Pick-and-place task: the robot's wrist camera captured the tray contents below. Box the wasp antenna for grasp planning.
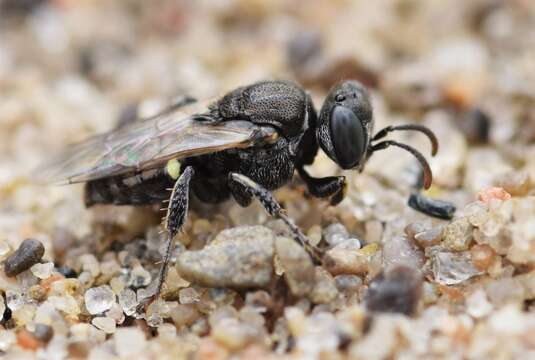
[371,140,433,190]
[372,124,438,156]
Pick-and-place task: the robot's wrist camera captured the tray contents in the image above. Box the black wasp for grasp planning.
[40,79,438,301]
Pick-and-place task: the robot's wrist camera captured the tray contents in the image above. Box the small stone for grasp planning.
[365,265,422,316]
[477,187,511,204]
[495,171,532,196]
[12,303,36,326]
[0,295,5,320]
[334,275,363,292]
[48,295,80,315]
[32,324,54,343]
[442,217,474,251]
[464,201,489,227]
[176,226,274,288]
[323,223,350,247]
[309,267,338,304]
[56,266,77,278]
[404,222,430,240]
[3,239,45,277]
[91,316,116,334]
[114,327,147,357]
[105,303,125,325]
[414,226,444,248]
[16,329,41,351]
[466,289,493,318]
[275,236,314,296]
[0,239,11,261]
[118,288,137,316]
[383,236,424,271]
[30,262,54,279]
[127,264,151,288]
[146,299,169,327]
[324,243,379,276]
[470,244,496,271]
[408,193,456,220]
[78,254,100,278]
[307,225,322,247]
[485,278,525,306]
[212,317,260,351]
[0,330,16,352]
[170,304,200,327]
[179,287,200,304]
[85,285,115,315]
[432,251,483,285]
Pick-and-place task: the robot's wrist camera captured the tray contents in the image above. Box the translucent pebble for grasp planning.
[30,262,54,279]
[464,201,489,227]
[414,226,444,248]
[114,327,147,357]
[6,289,25,311]
[179,287,200,304]
[477,187,511,204]
[0,295,4,319]
[91,316,116,334]
[323,223,350,247]
[48,295,80,315]
[334,275,363,292]
[146,299,170,327]
[0,239,11,261]
[105,303,125,325]
[432,251,483,285]
[118,288,138,316]
[170,304,200,327]
[109,277,126,295]
[309,267,338,304]
[84,285,116,315]
[466,289,493,318]
[79,254,100,278]
[307,225,322,247]
[12,303,36,326]
[157,323,177,339]
[0,330,16,352]
[127,265,152,288]
[470,244,495,271]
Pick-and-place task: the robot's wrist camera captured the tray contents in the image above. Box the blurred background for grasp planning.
[0,0,534,233]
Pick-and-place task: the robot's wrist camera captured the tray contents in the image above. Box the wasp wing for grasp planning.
[38,99,277,184]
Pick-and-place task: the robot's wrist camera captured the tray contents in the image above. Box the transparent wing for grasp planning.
[37,100,276,184]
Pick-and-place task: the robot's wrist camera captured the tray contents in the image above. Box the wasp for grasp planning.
[40,80,438,301]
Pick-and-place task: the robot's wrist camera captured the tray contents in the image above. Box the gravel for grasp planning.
[2,1,535,358]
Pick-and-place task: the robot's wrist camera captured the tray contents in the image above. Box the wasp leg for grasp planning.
[297,166,347,206]
[228,172,323,262]
[138,167,194,313]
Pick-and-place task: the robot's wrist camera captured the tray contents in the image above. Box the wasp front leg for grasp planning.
[229,172,323,262]
[297,166,347,206]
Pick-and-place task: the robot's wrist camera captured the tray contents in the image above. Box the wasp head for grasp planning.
[317,80,374,170]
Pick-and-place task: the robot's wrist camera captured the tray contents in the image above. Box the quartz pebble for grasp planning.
[309,267,338,304]
[175,226,274,288]
[275,236,314,296]
[114,327,147,357]
[414,226,444,248]
[432,251,483,285]
[30,262,54,279]
[91,316,116,334]
[365,265,422,316]
[3,239,45,277]
[85,285,116,315]
[323,223,350,247]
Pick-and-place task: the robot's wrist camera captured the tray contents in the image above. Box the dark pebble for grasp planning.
[32,323,54,343]
[457,108,490,144]
[56,266,77,278]
[408,193,456,220]
[3,239,45,277]
[365,265,422,316]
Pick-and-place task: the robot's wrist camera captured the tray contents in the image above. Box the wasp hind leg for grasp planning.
[229,173,323,263]
[138,166,194,313]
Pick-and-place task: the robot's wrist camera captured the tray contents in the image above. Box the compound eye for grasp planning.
[330,105,366,169]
